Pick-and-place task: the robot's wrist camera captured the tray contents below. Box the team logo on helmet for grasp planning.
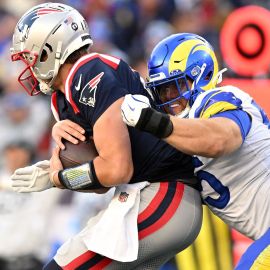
[191,66,201,77]
[18,7,64,32]
[79,72,104,107]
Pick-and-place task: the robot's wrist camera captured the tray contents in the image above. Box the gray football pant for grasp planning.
[47,182,202,270]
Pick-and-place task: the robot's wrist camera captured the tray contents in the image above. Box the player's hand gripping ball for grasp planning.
[59,138,98,169]
[59,139,110,193]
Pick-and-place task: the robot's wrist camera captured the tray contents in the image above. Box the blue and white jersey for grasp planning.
[189,85,270,240]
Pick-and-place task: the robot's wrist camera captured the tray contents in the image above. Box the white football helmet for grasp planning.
[10,2,93,95]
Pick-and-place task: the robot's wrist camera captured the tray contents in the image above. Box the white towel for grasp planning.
[80,181,150,262]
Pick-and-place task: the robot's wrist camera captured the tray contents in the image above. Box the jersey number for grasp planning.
[193,157,230,209]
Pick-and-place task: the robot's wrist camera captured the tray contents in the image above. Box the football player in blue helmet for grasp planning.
[122,33,270,270]
[146,33,221,118]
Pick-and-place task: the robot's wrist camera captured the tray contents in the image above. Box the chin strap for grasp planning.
[39,81,54,95]
[176,103,190,119]
[214,68,228,85]
[195,63,207,85]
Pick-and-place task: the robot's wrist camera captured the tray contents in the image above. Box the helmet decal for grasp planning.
[169,39,202,74]
[18,7,64,33]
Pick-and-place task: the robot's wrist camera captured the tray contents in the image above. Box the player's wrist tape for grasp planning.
[58,161,104,190]
[135,107,173,138]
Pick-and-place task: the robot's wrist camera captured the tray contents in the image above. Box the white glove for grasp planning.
[11,160,53,193]
[121,94,151,127]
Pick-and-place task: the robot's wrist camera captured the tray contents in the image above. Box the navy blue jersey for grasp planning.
[51,53,195,183]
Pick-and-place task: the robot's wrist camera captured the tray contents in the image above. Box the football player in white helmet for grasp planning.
[121,33,270,269]
[10,4,202,270]
[11,2,92,96]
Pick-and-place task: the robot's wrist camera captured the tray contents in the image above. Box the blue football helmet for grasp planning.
[146,33,220,116]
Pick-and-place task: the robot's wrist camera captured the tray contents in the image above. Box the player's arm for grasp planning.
[51,97,134,189]
[50,61,136,190]
[92,97,133,186]
[166,116,244,157]
[121,94,251,158]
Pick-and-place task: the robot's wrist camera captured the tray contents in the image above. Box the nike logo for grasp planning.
[75,74,82,91]
[128,104,135,111]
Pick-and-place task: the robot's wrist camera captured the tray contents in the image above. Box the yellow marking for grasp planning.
[251,245,270,270]
[198,90,237,118]
[201,101,237,119]
[168,39,219,91]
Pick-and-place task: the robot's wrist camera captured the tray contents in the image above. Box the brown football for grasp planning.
[59,138,98,169]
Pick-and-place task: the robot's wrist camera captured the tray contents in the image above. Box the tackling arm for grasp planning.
[167,116,243,157]
[121,94,248,158]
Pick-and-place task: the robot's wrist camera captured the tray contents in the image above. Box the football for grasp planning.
[59,138,98,169]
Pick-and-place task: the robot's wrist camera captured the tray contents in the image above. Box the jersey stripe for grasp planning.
[202,101,239,119]
[235,228,270,270]
[99,53,120,70]
[51,92,60,121]
[138,182,184,240]
[90,258,112,270]
[76,254,111,270]
[62,251,96,270]
[63,250,112,270]
[65,53,120,114]
[137,182,168,222]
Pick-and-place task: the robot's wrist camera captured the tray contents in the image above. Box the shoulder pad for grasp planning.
[64,53,121,114]
[193,90,242,119]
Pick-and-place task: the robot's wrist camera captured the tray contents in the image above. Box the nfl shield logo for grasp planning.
[118,192,129,202]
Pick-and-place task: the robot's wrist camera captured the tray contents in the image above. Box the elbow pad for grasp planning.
[135,107,173,139]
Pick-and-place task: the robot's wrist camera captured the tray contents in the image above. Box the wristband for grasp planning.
[135,107,173,138]
[58,161,104,190]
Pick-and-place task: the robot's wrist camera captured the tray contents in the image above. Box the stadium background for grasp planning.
[0,0,269,269]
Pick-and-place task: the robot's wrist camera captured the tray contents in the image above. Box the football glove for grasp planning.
[121,94,151,127]
[11,160,53,193]
[121,94,173,138]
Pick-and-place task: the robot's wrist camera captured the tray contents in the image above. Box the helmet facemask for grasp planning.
[11,50,40,95]
[147,72,192,117]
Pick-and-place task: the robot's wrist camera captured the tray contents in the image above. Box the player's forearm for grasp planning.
[50,170,110,193]
[166,117,242,157]
[93,155,133,187]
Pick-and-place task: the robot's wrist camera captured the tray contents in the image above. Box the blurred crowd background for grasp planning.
[0,0,269,269]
